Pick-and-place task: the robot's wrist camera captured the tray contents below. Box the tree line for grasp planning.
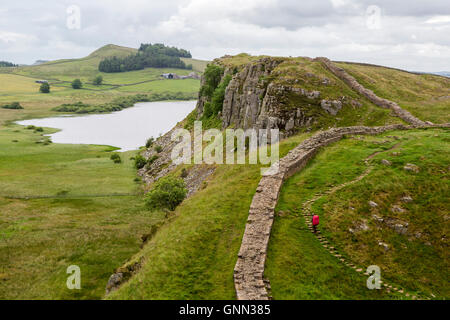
[0,61,17,67]
[98,43,193,73]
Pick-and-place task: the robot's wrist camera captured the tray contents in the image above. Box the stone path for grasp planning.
[234,124,447,300]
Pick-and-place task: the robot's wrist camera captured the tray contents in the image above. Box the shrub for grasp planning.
[134,155,147,169]
[71,79,83,89]
[35,127,44,132]
[39,82,50,93]
[93,75,103,85]
[155,145,163,153]
[146,137,155,148]
[147,155,158,165]
[1,102,23,109]
[26,125,35,130]
[210,74,232,115]
[110,153,122,163]
[200,64,224,99]
[180,168,188,178]
[145,176,187,211]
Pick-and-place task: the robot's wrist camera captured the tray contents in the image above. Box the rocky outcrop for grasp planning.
[139,125,215,198]
[196,57,347,137]
[234,123,448,300]
[316,57,427,126]
[221,57,285,130]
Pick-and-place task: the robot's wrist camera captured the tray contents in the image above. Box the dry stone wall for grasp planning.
[234,123,448,300]
[316,57,427,126]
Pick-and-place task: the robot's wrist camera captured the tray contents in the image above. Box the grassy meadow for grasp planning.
[266,127,449,299]
[0,124,167,299]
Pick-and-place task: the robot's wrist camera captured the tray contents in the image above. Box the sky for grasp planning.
[0,0,449,71]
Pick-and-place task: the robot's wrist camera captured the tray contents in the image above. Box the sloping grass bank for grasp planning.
[107,133,311,299]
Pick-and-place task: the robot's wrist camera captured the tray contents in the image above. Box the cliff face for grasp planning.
[195,55,375,136]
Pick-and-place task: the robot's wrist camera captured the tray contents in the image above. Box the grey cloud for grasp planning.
[0,0,448,71]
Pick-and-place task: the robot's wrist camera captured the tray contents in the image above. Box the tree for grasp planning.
[39,82,50,93]
[134,155,147,169]
[145,176,187,211]
[71,79,83,89]
[93,75,103,86]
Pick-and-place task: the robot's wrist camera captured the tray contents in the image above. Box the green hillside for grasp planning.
[266,127,449,299]
[336,62,450,124]
[0,44,207,124]
[106,54,449,301]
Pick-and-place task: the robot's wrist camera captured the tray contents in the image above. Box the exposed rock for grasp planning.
[401,195,413,203]
[391,205,405,213]
[369,201,378,208]
[403,163,420,173]
[105,258,143,294]
[321,78,330,85]
[105,273,123,294]
[378,241,390,251]
[351,220,370,233]
[372,214,384,222]
[320,99,342,116]
[381,159,392,166]
[394,223,408,235]
[183,165,216,197]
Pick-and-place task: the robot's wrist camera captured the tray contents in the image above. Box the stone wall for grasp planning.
[233,123,448,300]
[316,57,427,126]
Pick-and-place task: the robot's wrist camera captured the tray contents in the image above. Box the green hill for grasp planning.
[0,44,207,124]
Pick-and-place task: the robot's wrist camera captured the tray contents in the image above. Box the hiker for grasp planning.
[312,214,319,233]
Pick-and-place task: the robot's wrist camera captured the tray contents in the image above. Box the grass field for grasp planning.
[336,62,450,124]
[266,127,449,299]
[0,123,167,299]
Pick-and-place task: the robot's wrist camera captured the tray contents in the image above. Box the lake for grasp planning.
[17,100,196,151]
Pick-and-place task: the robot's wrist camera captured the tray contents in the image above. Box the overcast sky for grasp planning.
[1,0,449,71]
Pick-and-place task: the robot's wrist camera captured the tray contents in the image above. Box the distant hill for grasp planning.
[32,60,50,66]
[0,61,17,67]
[13,44,208,80]
[432,71,450,78]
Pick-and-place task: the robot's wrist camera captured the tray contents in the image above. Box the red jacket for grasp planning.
[312,215,319,226]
